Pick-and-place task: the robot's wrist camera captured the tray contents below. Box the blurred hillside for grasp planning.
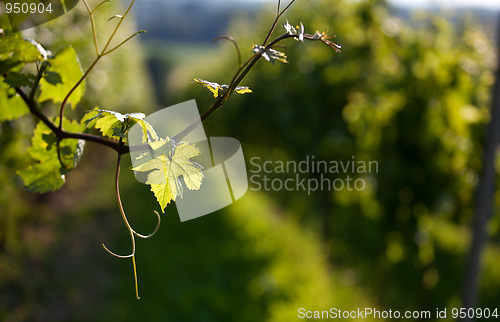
[134,0,499,106]
[134,0,260,42]
[134,0,499,43]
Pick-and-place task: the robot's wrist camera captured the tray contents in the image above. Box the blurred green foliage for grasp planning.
[0,0,155,319]
[23,1,155,114]
[1,0,500,320]
[99,165,371,321]
[175,0,500,315]
[1,1,358,321]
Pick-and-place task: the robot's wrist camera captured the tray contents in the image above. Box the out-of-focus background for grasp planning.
[1,0,500,320]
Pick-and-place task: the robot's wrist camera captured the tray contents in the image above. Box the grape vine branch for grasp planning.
[1,0,340,298]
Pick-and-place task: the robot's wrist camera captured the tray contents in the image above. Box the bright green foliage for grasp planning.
[132,137,204,212]
[83,107,158,142]
[0,36,44,121]
[17,118,84,193]
[102,191,368,321]
[38,46,85,108]
[0,35,45,74]
[0,0,162,314]
[0,80,29,121]
[17,166,66,194]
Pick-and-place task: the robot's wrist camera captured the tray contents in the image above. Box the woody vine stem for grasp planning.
[12,0,340,298]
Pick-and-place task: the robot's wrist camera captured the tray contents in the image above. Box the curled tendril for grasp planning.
[133,211,161,239]
[101,142,161,299]
[92,0,111,14]
[214,35,242,69]
[102,241,134,259]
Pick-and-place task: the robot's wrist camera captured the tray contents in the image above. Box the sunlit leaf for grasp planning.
[252,45,288,65]
[17,165,66,193]
[234,86,253,94]
[83,108,157,142]
[28,117,84,165]
[17,117,85,193]
[38,46,85,109]
[132,137,204,212]
[193,78,222,97]
[193,78,252,98]
[0,35,44,74]
[0,78,30,121]
[95,111,123,138]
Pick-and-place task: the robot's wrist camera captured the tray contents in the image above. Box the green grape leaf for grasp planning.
[193,78,222,97]
[193,78,252,98]
[251,45,288,65]
[0,78,30,121]
[0,36,45,74]
[83,108,158,142]
[17,118,85,193]
[113,126,126,139]
[95,111,122,138]
[27,117,84,165]
[38,46,85,109]
[81,108,102,133]
[234,86,253,95]
[17,165,66,193]
[132,137,204,212]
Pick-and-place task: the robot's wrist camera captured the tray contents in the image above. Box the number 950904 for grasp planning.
[5,2,53,14]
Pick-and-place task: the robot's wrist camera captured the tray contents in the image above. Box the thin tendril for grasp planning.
[213,35,242,69]
[92,0,111,13]
[262,0,296,46]
[279,0,296,16]
[102,242,134,258]
[101,0,136,54]
[102,30,147,56]
[102,140,161,299]
[133,211,161,239]
[82,0,99,55]
[115,143,140,298]
[58,0,139,130]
